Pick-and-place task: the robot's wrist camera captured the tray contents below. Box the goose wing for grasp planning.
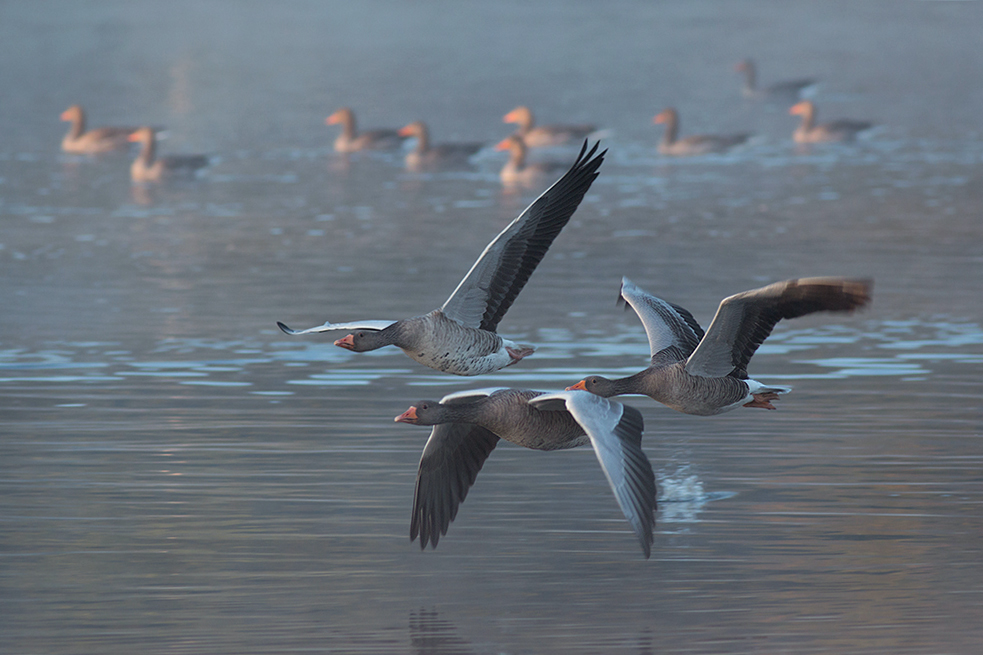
[441,140,605,331]
[685,277,872,379]
[276,319,397,336]
[409,423,500,550]
[529,390,656,558]
[619,277,704,366]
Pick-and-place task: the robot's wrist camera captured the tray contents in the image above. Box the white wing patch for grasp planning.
[439,387,509,405]
[277,319,397,336]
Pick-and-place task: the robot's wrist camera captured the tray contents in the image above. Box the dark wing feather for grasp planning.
[410,423,500,550]
[441,140,605,331]
[685,277,872,379]
[827,119,873,133]
[161,154,210,171]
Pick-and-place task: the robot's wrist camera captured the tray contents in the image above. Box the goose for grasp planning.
[277,141,605,376]
[494,134,568,187]
[503,106,596,148]
[653,108,750,156]
[325,107,406,153]
[397,121,484,171]
[568,277,872,416]
[60,105,139,154]
[790,101,872,143]
[735,59,816,101]
[127,127,210,182]
[395,388,656,557]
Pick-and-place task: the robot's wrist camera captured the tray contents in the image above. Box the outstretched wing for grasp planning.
[410,423,500,550]
[685,277,872,379]
[276,319,397,336]
[530,390,656,558]
[441,141,606,331]
[619,277,704,366]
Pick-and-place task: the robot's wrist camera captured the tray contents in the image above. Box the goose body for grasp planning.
[278,141,606,376]
[653,108,749,156]
[495,134,568,186]
[790,101,872,143]
[128,127,209,182]
[395,388,656,557]
[735,59,816,101]
[60,105,139,154]
[569,277,872,415]
[503,106,596,148]
[326,107,405,153]
[398,121,483,171]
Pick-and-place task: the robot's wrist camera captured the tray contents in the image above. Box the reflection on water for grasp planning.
[3,1,983,653]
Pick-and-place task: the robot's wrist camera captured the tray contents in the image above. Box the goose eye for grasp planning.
[356,331,365,338]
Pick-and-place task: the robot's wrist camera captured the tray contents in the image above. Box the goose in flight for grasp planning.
[278,141,605,376]
[396,387,656,557]
[569,277,872,415]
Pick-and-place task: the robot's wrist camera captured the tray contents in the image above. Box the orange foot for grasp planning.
[743,393,779,410]
[506,346,535,366]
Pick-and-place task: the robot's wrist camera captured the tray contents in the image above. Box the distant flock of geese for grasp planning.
[60,58,873,187]
[59,59,873,558]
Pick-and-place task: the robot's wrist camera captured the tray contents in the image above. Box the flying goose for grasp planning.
[277,141,605,376]
[568,277,872,415]
[395,388,656,557]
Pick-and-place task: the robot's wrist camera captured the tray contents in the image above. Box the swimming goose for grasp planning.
[127,127,210,182]
[60,105,139,154]
[325,107,406,153]
[395,388,656,557]
[277,141,605,376]
[495,134,568,186]
[653,108,750,156]
[735,59,816,101]
[568,277,872,415]
[397,121,484,171]
[790,101,872,143]
[503,106,596,148]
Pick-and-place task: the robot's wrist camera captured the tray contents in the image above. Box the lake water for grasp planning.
[2,2,982,653]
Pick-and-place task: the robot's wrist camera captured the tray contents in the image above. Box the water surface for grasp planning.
[2,2,982,653]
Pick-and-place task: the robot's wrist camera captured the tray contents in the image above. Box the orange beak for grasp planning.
[789,102,806,116]
[333,334,356,350]
[127,132,140,142]
[60,110,71,121]
[494,137,512,151]
[394,406,418,423]
[653,113,667,125]
[397,125,414,137]
[503,109,519,123]
[325,113,340,125]
[566,380,588,391]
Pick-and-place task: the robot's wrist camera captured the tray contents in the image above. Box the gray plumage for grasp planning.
[278,141,606,376]
[396,388,656,558]
[654,108,750,156]
[570,277,873,415]
[735,59,817,101]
